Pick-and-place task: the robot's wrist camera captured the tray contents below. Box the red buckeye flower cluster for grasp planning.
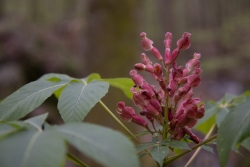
[116,32,204,143]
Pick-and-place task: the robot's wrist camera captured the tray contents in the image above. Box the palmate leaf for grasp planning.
[0,80,68,121]
[217,97,250,167]
[56,123,140,167]
[0,127,66,167]
[58,80,109,122]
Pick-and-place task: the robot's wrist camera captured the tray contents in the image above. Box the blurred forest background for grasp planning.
[0,0,250,167]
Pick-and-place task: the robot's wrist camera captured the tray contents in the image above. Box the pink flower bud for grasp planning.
[151,47,163,61]
[129,70,144,87]
[178,77,188,85]
[117,102,136,121]
[133,92,147,107]
[186,119,197,128]
[177,32,191,50]
[165,48,180,65]
[182,68,189,77]
[164,32,172,48]
[148,99,162,112]
[141,53,152,65]
[196,104,205,118]
[140,32,153,51]
[134,63,146,71]
[132,115,148,127]
[186,58,200,73]
[144,101,159,117]
[164,48,171,65]
[141,83,155,97]
[183,126,200,143]
[188,74,201,88]
[174,129,186,140]
[134,63,154,73]
[153,63,163,79]
[167,79,177,97]
[168,108,173,121]
[183,89,194,101]
[193,68,203,75]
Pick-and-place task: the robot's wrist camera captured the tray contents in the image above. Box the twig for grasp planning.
[184,124,216,167]
[163,134,217,166]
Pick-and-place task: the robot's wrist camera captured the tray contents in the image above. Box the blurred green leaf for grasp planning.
[134,130,150,137]
[86,73,101,83]
[58,80,109,122]
[201,145,214,154]
[56,123,140,167]
[101,78,134,99]
[0,128,66,167]
[85,73,133,99]
[151,145,170,167]
[162,139,190,150]
[217,97,250,167]
[38,73,72,81]
[241,137,250,152]
[136,142,155,153]
[24,113,48,130]
[0,80,68,121]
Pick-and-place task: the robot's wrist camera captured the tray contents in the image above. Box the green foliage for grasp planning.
[0,73,143,167]
[57,80,109,122]
[217,97,250,167]
[57,123,140,167]
[0,80,68,121]
[151,145,170,167]
[0,114,140,167]
[85,73,134,99]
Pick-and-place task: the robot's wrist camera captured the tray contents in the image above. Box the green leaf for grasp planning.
[217,93,237,104]
[201,145,214,154]
[0,80,68,121]
[84,73,133,99]
[162,140,190,150]
[216,107,232,127]
[0,123,25,140]
[151,145,170,167]
[101,78,134,99]
[86,73,101,83]
[0,128,66,167]
[136,142,155,153]
[134,130,150,137]
[24,113,48,130]
[58,80,109,122]
[241,137,250,152]
[38,73,72,81]
[56,123,140,167]
[217,97,250,167]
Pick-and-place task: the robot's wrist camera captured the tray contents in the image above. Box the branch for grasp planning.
[163,134,217,166]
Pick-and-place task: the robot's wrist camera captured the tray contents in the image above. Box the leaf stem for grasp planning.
[99,100,153,157]
[163,134,217,166]
[67,153,89,167]
[184,124,216,167]
[99,100,140,144]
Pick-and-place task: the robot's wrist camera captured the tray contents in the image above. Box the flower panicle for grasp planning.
[116,32,204,143]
